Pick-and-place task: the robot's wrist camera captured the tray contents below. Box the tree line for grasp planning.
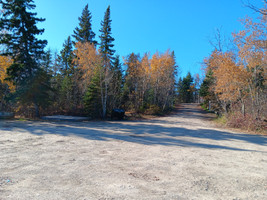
[2,0,263,130]
[199,2,266,131]
[0,0,180,118]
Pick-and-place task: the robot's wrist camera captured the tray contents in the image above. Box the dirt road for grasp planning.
[0,104,266,200]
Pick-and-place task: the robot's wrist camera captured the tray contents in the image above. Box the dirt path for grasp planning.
[0,103,266,200]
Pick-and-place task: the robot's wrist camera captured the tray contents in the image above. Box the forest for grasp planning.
[0,0,266,131]
[199,2,267,131]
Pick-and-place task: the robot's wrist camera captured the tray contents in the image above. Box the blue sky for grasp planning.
[34,0,263,78]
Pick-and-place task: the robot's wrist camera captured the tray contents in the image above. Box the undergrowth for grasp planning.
[214,112,266,133]
[214,115,227,125]
[227,112,266,132]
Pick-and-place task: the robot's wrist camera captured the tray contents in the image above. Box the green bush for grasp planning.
[145,105,163,115]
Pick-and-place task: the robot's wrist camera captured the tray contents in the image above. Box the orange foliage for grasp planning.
[0,56,15,91]
[150,50,176,108]
[74,42,102,90]
[233,15,267,72]
[123,50,177,111]
[210,51,248,102]
[233,14,267,118]
[151,50,176,86]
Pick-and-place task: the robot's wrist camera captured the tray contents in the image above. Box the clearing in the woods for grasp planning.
[0,104,266,199]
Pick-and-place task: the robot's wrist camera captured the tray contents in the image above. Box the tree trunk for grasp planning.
[0,85,9,111]
[102,81,108,118]
[34,102,40,118]
[241,102,245,117]
[100,72,104,118]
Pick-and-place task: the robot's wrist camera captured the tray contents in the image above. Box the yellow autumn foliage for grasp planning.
[0,56,15,91]
[210,51,249,102]
[74,42,102,92]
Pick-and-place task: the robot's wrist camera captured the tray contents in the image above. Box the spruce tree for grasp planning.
[177,77,183,103]
[184,72,194,103]
[59,36,75,76]
[57,36,76,112]
[0,0,49,117]
[109,55,123,110]
[200,69,216,108]
[97,6,116,118]
[83,69,102,118]
[199,69,214,100]
[99,5,115,62]
[177,72,194,103]
[0,0,47,79]
[42,49,53,74]
[73,4,96,45]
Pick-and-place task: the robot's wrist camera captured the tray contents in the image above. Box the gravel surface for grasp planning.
[0,104,266,200]
[41,115,90,122]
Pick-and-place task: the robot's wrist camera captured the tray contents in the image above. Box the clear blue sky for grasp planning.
[34,0,263,78]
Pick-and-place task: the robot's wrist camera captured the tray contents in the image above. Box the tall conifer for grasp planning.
[0,0,49,117]
[73,4,96,44]
[60,36,75,76]
[0,0,47,81]
[99,5,115,62]
[97,6,116,118]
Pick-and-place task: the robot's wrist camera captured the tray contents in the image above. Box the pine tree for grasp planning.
[0,0,47,78]
[199,69,215,101]
[73,4,96,45]
[109,55,123,110]
[60,36,75,76]
[176,77,183,102]
[184,72,194,103]
[0,0,49,117]
[59,75,73,112]
[57,36,76,112]
[177,72,194,103]
[99,5,115,62]
[98,5,116,118]
[83,69,102,118]
[42,49,53,74]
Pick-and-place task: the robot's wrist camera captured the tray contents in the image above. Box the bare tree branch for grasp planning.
[242,0,267,15]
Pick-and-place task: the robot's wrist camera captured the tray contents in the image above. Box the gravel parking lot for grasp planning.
[0,104,266,200]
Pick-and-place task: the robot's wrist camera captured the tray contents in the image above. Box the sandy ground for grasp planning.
[0,103,266,200]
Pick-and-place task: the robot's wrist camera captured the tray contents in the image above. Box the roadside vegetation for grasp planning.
[0,1,266,133]
[199,3,267,133]
[0,1,178,119]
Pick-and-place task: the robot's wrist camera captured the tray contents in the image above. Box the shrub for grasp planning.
[227,112,265,132]
[215,114,227,125]
[145,105,163,115]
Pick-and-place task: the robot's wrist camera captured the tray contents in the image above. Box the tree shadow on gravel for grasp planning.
[1,119,266,152]
[174,103,216,120]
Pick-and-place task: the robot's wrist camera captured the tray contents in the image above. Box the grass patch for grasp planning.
[18,118,27,121]
[214,115,227,125]
[200,103,208,111]
[200,103,215,114]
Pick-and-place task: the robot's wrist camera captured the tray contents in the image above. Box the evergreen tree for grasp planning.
[185,72,194,103]
[97,5,116,118]
[60,36,75,76]
[99,5,115,62]
[176,77,183,103]
[73,4,96,45]
[57,36,76,112]
[0,0,49,117]
[177,72,194,103]
[59,75,73,112]
[199,69,215,102]
[109,55,123,110]
[42,49,53,74]
[83,69,102,118]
